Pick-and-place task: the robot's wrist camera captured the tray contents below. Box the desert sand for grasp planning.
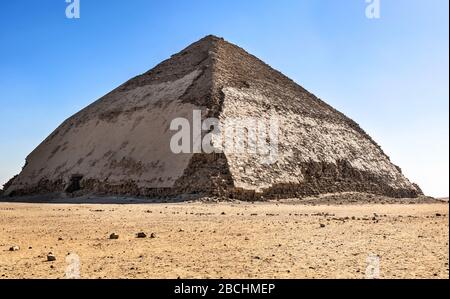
[0,199,448,279]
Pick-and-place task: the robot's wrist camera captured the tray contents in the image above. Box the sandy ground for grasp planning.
[0,201,448,279]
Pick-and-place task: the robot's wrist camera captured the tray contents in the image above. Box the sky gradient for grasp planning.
[0,0,448,197]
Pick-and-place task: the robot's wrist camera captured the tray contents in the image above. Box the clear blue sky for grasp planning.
[0,0,448,197]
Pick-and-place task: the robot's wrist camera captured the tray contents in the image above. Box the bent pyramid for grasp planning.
[4,35,422,200]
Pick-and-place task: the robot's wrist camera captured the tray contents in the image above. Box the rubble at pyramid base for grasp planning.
[5,157,421,201]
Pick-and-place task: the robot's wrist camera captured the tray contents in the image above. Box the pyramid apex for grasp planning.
[200,34,224,41]
[186,35,226,50]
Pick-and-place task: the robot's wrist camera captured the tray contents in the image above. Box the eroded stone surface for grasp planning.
[220,87,418,198]
[4,35,422,200]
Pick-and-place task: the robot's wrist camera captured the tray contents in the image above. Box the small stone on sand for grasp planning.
[47,253,56,262]
[109,233,119,240]
[136,232,147,238]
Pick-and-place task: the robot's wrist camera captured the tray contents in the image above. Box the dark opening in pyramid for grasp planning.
[4,35,422,200]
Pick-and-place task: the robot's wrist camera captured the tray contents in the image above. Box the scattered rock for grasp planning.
[150,233,156,239]
[136,232,147,238]
[109,233,119,240]
[47,253,56,262]
[320,224,326,228]
[9,245,20,252]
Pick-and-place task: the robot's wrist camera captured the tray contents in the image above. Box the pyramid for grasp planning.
[4,35,422,200]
